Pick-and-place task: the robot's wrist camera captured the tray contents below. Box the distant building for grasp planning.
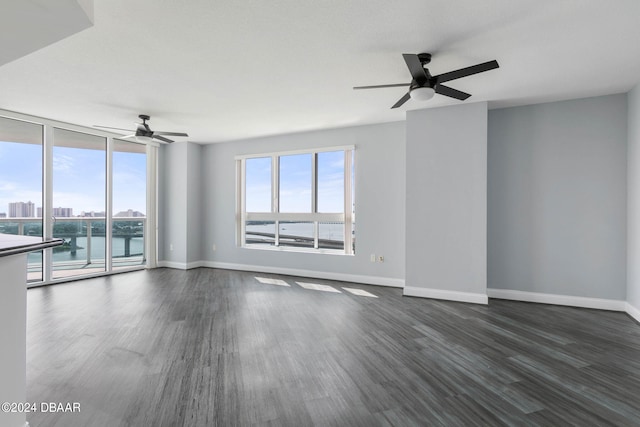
[79,211,106,217]
[0,213,6,218]
[37,207,74,217]
[114,209,145,217]
[53,207,73,217]
[9,201,35,218]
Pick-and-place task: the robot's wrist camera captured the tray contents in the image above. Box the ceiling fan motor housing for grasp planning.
[417,53,432,65]
[136,114,153,137]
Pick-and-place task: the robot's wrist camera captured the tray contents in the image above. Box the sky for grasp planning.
[1,137,345,217]
[0,140,146,216]
[245,150,346,213]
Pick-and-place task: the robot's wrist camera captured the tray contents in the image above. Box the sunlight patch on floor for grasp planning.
[296,282,341,293]
[342,288,378,298]
[255,277,378,297]
[255,277,290,287]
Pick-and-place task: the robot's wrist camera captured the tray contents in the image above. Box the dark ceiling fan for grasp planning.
[94,114,188,143]
[353,53,499,109]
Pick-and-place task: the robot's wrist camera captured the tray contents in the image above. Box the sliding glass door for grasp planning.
[52,128,107,280]
[112,139,147,269]
[0,117,44,282]
[0,113,153,285]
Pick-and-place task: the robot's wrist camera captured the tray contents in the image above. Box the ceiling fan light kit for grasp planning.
[410,86,435,101]
[353,53,499,109]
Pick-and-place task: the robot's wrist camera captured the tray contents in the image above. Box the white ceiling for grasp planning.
[1,0,639,144]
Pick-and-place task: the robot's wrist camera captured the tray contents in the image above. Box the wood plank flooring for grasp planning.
[25,268,640,426]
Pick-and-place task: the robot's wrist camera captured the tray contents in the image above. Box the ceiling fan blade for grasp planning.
[435,84,472,100]
[117,134,136,139]
[433,60,499,84]
[93,125,132,132]
[353,83,410,90]
[152,134,174,143]
[402,54,428,85]
[154,131,189,137]
[391,92,411,109]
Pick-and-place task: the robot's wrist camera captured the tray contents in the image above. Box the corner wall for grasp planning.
[187,142,202,264]
[404,103,488,304]
[158,141,202,268]
[628,85,640,321]
[200,122,406,287]
[488,94,627,309]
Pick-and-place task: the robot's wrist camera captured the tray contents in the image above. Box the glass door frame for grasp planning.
[0,109,157,287]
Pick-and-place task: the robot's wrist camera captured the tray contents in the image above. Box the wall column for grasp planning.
[404,103,488,304]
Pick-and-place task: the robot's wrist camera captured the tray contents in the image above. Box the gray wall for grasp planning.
[158,141,188,264]
[405,103,488,302]
[488,94,627,300]
[156,92,635,311]
[628,85,640,311]
[200,121,406,285]
[187,142,202,264]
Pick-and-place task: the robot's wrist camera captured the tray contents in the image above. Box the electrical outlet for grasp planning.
[212,244,217,252]
[370,254,376,263]
[170,243,173,251]
[378,255,384,263]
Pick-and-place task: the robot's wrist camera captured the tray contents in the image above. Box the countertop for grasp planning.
[0,234,63,257]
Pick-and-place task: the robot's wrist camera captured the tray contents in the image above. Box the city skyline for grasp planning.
[1,202,145,218]
[2,141,346,219]
[0,139,146,216]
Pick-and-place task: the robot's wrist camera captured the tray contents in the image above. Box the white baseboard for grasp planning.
[487,288,627,312]
[200,261,405,288]
[157,260,205,270]
[157,261,186,270]
[403,286,488,305]
[187,261,206,269]
[626,302,640,323]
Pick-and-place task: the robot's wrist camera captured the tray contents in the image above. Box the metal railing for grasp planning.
[0,217,146,273]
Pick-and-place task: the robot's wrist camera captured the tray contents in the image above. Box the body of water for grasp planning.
[245,221,354,251]
[246,221,346,240]
[27,236,144,264]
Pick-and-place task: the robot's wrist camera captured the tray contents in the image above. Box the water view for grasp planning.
[246,221,354,251]
[27,236,144,264]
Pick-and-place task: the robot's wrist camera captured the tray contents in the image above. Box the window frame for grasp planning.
[236,145,354,255]
[0,109,157,286]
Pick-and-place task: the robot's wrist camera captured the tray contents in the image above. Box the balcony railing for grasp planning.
[0,217,146,279]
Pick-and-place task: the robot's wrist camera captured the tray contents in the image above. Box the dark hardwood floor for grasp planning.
[25,268,640,426]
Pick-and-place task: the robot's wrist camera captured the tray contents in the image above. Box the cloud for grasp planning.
[0,187,43,214]
[0,181,18,192]
[53,154,74,172]
[51,191,105,213]
[113,170,145,187]
[329,158,345,168]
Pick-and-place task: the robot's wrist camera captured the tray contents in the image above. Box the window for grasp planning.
[0,112,155,286]
[0,116,44,282]
[112,139,147,270]
[52,128,107,279]
[237,146,354,254]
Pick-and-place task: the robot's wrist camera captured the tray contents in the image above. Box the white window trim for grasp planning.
[235,145,355,160]
[237,146,355,255]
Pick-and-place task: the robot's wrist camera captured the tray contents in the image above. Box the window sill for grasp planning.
[241,244,353,256]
